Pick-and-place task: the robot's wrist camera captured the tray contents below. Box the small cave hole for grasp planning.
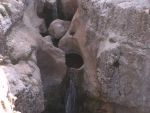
[65,53,83,69]
[113,60,120,68]
[52,38,60,47]
[69,31,76,36]
[109,38,116,43]
[40,31,49,37]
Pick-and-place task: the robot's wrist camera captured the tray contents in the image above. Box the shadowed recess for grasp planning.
[65,53,83,69]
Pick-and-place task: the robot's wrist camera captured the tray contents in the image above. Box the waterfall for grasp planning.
[52,0,58,20]
[65,68,77,113]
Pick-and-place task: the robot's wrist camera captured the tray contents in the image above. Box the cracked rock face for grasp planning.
[59,0,150,113]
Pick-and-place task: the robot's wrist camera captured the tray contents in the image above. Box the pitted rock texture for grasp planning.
[0,0,27,35]
[0,0,28,55]
[0,66,20,113]
[4,62,44,113]
[59,0,150,113]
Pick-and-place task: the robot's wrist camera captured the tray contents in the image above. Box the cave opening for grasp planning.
[65,53,84,69]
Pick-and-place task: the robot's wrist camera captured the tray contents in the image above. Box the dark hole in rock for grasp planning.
[70,31,75,36]
[40,31,49,37]
[52,38,60,47]
[113,60,120,67]
[65,53,83,69]
[109,38,117,43]
[45,6,56,28]
[10,58,19,65]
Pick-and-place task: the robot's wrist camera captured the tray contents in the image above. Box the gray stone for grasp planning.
[1,0,66,113]
[59,0,150,113]
[0,0,27,35]
[48,19,70,39]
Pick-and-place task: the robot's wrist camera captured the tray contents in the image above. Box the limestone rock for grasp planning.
[0,0,27,35]
[23,0,47,34]
[6,25,38,63]
[0,66,20,113]
[1,0,150,113]
[59,0,150,113]
[5,1,67,112]
[6,22,67,112]
[6,62,44,113]
[48,19,70,39]
[37,35,67,90]
[43,35,53,44]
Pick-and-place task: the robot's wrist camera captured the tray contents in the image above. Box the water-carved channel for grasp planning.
[65,53,83,113]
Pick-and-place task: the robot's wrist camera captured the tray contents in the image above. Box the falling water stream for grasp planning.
[52,1,58,20]
[65,68,77,113]
[65,53,83,113]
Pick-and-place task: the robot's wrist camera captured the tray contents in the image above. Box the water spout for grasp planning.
[65,69,77,113]
[52,1,58,20]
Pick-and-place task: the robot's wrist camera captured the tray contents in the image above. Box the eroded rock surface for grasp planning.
[0,0,26,35]
[1,0,150,113]
[0,0,67,113]
[59,0,150,113]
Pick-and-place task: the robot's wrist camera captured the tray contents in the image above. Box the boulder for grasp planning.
[7,62,44,113]
[0,66,19,113]
[48,19,70,39]
[43,35,53,44]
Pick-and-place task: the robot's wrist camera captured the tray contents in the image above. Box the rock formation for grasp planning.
[59,0,150,113]
[0,0,66,113]
[0,0,150,113]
